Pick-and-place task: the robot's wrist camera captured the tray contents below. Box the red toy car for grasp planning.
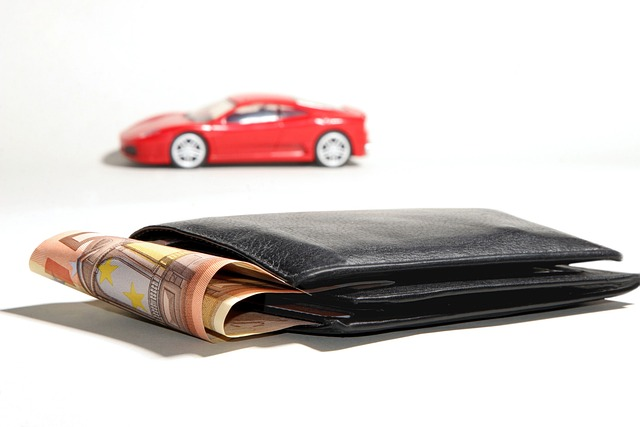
[120,94,367,168]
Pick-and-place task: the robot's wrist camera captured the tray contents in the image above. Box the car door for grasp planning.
[212,103,283,162]
[274,106,313,160]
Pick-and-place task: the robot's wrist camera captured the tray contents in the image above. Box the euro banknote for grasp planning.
[29,231,315,340]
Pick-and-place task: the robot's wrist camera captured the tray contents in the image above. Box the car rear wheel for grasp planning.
[315,131,351,167]
[170,133,208,168]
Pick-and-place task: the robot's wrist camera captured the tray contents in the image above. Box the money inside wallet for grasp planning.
[29,209,640,340]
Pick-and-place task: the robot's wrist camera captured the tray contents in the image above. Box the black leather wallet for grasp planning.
[130,209,639,335]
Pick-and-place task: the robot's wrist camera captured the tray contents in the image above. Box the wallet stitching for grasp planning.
[294,249,621,282]
[340,270,640,303]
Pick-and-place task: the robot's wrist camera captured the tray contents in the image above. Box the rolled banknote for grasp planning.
[29,231,315,341]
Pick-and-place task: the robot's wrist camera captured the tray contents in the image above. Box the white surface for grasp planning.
[1,1,639,426]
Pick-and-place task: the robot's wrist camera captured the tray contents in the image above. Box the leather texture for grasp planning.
[131,209,621,288]
[130,209,639,335]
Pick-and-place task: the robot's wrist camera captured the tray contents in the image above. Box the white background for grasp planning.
[1,1,639,426]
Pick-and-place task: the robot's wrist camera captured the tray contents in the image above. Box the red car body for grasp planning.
[120,94,367,168]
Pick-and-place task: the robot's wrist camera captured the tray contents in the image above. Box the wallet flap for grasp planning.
[130,209,621,290]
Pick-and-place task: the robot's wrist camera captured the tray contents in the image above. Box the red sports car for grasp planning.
[120,94,367,168]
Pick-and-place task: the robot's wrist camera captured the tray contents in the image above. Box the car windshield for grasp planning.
[187,98,235,122]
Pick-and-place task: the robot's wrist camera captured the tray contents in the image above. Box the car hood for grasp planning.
[123,112,192,138]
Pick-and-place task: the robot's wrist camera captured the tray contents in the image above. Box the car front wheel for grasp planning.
[170,133,208,168]
[315,131,351,167]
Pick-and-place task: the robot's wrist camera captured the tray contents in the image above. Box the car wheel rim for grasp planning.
[171,133,206,168]
[317,132,351,167]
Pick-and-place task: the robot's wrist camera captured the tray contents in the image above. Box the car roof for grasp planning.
[229,93,298,106]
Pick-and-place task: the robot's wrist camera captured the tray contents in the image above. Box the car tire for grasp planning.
[170,133,208,168]
[315,131,351,167]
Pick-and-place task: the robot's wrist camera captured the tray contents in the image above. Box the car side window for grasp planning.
[226,104,279,125]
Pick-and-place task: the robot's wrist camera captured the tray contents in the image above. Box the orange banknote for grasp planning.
[30,232,315,341]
